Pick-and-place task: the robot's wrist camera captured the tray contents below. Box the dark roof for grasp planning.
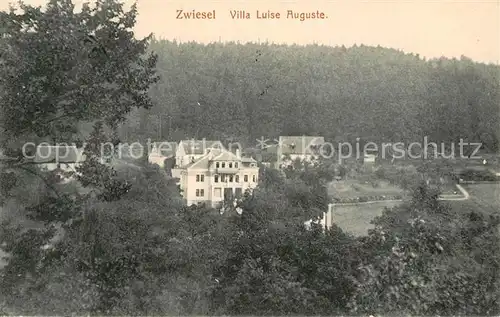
[278,136,325,155]
[33,146,83,163]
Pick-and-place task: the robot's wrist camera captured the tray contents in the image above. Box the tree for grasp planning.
[0,0,158,144]
[120,40,500,152]
[0,0,159,314]
[349,182,500,316]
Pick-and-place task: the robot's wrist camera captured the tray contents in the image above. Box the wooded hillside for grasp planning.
[121,40,500,152]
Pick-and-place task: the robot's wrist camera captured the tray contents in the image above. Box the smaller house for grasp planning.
[32,145,85,182]
[148,141,178,168]
[277,136,325,167]
[363,153,377,164]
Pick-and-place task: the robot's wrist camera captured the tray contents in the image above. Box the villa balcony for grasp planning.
[216,167,239,174]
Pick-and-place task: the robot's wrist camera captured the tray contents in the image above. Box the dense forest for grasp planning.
[121,39,500,152]
[0,0,499,315]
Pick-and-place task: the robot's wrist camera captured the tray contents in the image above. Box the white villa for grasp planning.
[168,140,259,207]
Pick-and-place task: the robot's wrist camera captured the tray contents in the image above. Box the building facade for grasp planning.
[148,141,178,167]
[172,145,259,207]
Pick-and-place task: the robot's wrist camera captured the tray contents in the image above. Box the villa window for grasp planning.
[229,162,233,168]
[196,175,200,182]
[235,187,242,198]
[200,175,204,182]
[229,175,234,182]
[222,162,226,168]
[200,189,204,196]
[214,175,219,183]
[253,175,256,182]
[196,189,200,196]
[214,188,221,197]
[235,175,239,182]
[244,175,248,182]
[216,162,220,168]
[235,162,238,168]
[221,175,226,182]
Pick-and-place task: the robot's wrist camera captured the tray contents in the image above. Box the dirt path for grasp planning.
[440,184,469,201]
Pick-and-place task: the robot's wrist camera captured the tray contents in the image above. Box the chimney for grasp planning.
[236,148,241,158]
[207,149,214,160]
[149,143,157,157]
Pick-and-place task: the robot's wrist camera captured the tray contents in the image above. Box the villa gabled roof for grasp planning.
[212,150,239,161]
[186,154,211,169]
[278,136,325,155]
[182,148,258,170]
[187,150,238,169]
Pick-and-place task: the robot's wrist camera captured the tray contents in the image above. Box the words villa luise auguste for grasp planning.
[176,9,329,21]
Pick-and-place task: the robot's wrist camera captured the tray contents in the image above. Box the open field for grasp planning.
[328,179,403,199]
[329,200,403,236]
[330,182,498,237]
[454,183,500,214]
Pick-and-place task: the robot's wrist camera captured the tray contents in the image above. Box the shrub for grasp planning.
[459,170,498,182]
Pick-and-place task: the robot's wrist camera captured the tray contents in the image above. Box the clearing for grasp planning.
[453,183,500,215]
[328,200,403,236]
[328,179,403,199]
[329,182,498,237]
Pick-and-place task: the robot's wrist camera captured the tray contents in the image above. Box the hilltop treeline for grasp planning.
[1,0,500,315]
[120,40,500,151]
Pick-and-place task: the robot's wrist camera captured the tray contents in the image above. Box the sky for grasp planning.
[2,0,499,64]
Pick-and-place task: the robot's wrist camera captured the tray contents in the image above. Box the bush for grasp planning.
[375,167,386,179]
[459,170,498,182]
